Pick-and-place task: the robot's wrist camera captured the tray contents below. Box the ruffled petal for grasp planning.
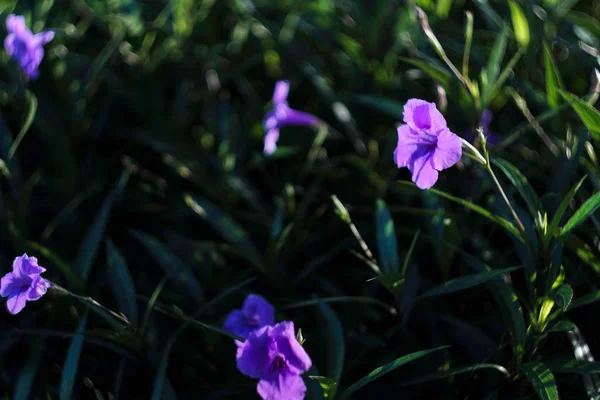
[394,124,436,168]
[257,373,306,400]
[264,129,280,155]
[14,254,45,277]
[6,15,28,35]
[272,321,311,374]
[6,290,28,315]
[26,276,49,301]
[432,129,462,171]
[236,326,275,379]
[0,272,23,298]
[407,147,439,190]
[272,81,290,105]
[403,99,447,133]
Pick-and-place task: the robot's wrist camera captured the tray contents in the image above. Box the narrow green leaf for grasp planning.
[570,289,600,310]
[492,158,543,218]
[559,191,600,236]
[338,346,449,399]
[184,194,262,264]
[402,229,420,275]
[548,176,586,239]
[131,230,204,303]
[14,338,46,400]
[566,11,600,40]
[544,44,563,108]
[482,27,508,103]
[508,0,530,47]
[546,360,600,374]
[375,199,399,274]
[399,58,452,89]
[60,313,88,400]
[550,284,573,311]
[309,376,338,399]
[395,181,525,242]
[419,266,521,298]
[7,90,37,161]
[559,90,600,139]
[316,298,345,383]
[522,362,559,400]
[349,94,404,120]
[105,239,139,326]
[398,363,509,386]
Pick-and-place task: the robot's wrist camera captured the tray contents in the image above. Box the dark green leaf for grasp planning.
[548,176,586,239]
[316,298,345,383]
[559,190,600,236]
[309,376,338,399]
[544,44,563,108]
[482,27,508,104]
[59,313,88,400]
[550,284,573,312]
[559,90,600,139]
[375,199,399,274]
[492,158,543,219]
[14,338,46,400]
[399,363,509,386]
[419,266,521,298]
[105,239,139,326]
[349,95,404,120]
[522,362,559,400]
[569,289,600,310]
[546,360,600,374]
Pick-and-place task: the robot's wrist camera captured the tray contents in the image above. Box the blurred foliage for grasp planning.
[2,0,600,399]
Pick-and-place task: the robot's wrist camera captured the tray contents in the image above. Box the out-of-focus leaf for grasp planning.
[559,90,600,140]
[14,338,46,400]
[349,94,404,120]
[548,176,586,240]
[522,362,559,400]
[7,90,37,162]
[375,199,399,274]
[492,158,543,219]
[59,313,88,400]
[316,298,345,383]
[570,289,600,310]
[546,360,600,374]
[131,230,204,304]
[309,376,338,399]
[559,190,600,236]
[400,57,452,89]
[544,44,563,108]
[106,239,139,326]
[419,266,521,298]
[566,11,600,40]
[398,363,509,386]
[482,26,508,104]
[338,346,449,399]
[508,0,530,47]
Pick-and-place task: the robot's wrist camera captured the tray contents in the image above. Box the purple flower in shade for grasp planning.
[4,14,55,80]
[394,99,462,189]
[263,80,321,155]
[0,254,50,315]
[236,321,311,400]
[224,294,275,340]
[464,109,500,144]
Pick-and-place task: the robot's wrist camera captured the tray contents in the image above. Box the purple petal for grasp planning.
[6,290,28,315]
[264,128,280,155]
[272,321,311,374]
[26,276,49,301]
[14,254,45,277]
[257,372,307,400]
[394,124,436,168]
[224,310,252,339]
[6,15,28,35]
[34,30,55,45]
[272,81,290,105]
[481,109,492,131]
[407,147,438,190]
[0,272,23,298]
[236,326,275,379]
[242,294,275,328]
[4,34,16,57]
[403,99,447,133]
[277,107,320,128]
[432,129,462,171]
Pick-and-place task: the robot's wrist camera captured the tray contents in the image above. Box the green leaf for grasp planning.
[338,346,449,399]
[549,284,573,312]
[348,94,404,120]
[309,376,338,399]
[544,44,563,108]
[316,298,345,383]
[7,90,37,162]
[492,158,543,218]
[105,239,139,326]
[482,27,508,104]
[522,362,559,400]
[398,363,509,386]
[546,360,600,374]
[74,171,130,281]
[399,57,452,88]
[395,181,525,242]
[375,199,399,274]
[402,229,420,275]
[14,338,46,400]
[559,190,600,236]
[59,313,88,400]
[559,90,600,139]
[566,11,600,40]
[570,289,600,310]
[508,0,530,47]
[419,266,521,298]
[184,194,262,265]
[548,176,586,239]
[131,230,205,303]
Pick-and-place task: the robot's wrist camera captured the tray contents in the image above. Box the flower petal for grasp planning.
[408,147,439,190]
[0,272,23,298]
[4,34,16,57]
[432,129,462,171]
[273,81,290,105]
[26,276,49,301]
[276,107,320,128]
[394,124,436,168]
[34,30,54,45]
[236,326,275,379]
[257,373,307,400]
[272,321,311,374]
[14,254,45,276]
[403,99,447,133]
[6,15,28,35]
[224,310,252,339]
[6,290,28,315]
[242,294,275,328]
[264,128,280,155]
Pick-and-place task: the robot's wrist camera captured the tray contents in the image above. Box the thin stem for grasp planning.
[462,11,473,78]
[487,163,526,232]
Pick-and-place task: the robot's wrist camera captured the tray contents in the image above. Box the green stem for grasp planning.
[487,163,525,232]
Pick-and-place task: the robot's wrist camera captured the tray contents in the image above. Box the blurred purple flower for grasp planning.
[394,99,462,189]
[4,14,55,80]
[224,294,275,340]
[465,109,500,144]
[263,80,321,155]
[236,321,311,400]
[0,254,50,314]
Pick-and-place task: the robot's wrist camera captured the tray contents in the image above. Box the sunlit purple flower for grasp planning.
[0,254,50,314]
[394,99,462,189]
[224,294,275,340]
[236,321,311,400]
[4,14,55,80]
[263,80,321,155]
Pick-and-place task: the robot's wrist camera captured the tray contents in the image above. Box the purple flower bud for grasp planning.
[236,321,312,400]
[263,80,321,155]
[4,14,55,80]
[224,294,275,340]
[0,254,50,314]
[394,99,462,189]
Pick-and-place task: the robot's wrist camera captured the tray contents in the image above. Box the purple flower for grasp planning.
[0,254,50,314]
[263,80,321,155]
[394,99,462,189]
[236,321,311,400]
[464,109,500,144]
[4,14,55,80]
[224,294,275,340]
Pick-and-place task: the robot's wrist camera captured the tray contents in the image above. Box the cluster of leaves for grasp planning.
[2,0,600,399]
